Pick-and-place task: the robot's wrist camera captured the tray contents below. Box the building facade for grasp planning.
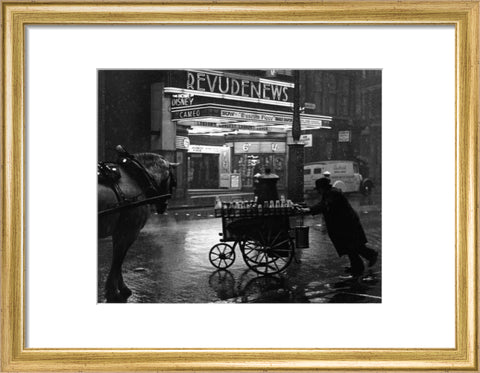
[301,70,382,182]
[98,69,381,200]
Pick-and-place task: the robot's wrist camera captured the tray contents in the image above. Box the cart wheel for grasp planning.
[209,243,236,269]
[240,236,294,275]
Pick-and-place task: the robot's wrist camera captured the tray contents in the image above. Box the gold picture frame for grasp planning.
[2,1,478,371]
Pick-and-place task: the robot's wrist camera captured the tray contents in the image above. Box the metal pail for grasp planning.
[295,226,309,249]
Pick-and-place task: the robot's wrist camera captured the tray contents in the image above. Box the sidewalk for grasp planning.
[169,189,255,209]
[163,189,381,221]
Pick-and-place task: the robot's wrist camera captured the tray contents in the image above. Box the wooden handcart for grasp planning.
[209,202,309,275]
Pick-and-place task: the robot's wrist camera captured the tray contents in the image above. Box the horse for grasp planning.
[98,151,178,302]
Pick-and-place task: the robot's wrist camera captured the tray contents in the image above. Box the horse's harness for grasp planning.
[98,149,174,215]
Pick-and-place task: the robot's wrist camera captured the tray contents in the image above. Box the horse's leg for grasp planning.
[118,273,131,298]
[105,239,126,303]
[105,227,141,302]
[105,208,148,302]
[117,246,134,299]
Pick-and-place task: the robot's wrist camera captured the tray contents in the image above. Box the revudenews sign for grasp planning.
[169,70,294,104]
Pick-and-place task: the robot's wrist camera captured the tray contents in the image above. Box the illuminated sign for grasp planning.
[171,95,194,107]
[170,104,332,132]
[180,110,200,119]
[300,134,313,147]
[301,118,323,126]
[338,131,351,142]
[188,145,225,154]
[221,109,322,126]
[187,71,290,102]
[172,108,203,120]
[175,136,190,150]
[234,142,286,154]
[166,71,294,106]
[221,110,276,122]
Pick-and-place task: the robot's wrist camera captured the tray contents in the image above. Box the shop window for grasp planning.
[234,153,286,190]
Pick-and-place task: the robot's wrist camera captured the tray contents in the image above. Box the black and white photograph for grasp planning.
[97,69,382,303]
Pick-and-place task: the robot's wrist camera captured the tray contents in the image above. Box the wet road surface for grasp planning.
[98,194,381,303]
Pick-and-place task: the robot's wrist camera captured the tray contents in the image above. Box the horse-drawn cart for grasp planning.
[209,201,309,275]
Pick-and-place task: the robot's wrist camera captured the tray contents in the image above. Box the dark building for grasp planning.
[98,69,381,202]
[300,70,381,182]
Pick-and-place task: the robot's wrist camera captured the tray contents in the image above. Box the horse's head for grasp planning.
[134,153,179,214]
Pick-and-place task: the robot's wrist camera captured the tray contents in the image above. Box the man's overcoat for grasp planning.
[310,188,367,256]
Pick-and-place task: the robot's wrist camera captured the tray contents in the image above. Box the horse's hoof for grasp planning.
[119,286,132,298]
[106,295,128,303]
[105,290,128,303]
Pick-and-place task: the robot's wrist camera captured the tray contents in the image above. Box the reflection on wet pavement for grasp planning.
[210,267,381,303]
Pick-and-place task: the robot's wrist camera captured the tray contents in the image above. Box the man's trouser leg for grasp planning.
[347,254,364,276]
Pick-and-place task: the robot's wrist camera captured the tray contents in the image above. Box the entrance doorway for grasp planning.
[188,153,219,189]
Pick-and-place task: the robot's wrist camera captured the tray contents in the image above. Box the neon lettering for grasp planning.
[206,74,218,92]
[271,84,283,101]
[250,81,261,98]
[231,79,240,95]
[186,72,195,90]
[262,84,271,99]
[196,73,206,91]
[218,76,229,94]
[241,80,249,97]
[282,86,289,101]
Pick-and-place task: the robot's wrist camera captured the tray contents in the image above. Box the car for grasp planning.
[303,160,374,195]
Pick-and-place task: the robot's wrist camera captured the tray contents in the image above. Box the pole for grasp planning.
[287,70,305,203]
[292,70,301,142]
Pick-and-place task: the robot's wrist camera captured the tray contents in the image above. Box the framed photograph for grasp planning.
[2,1,478,371]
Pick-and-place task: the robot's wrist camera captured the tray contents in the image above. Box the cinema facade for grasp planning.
[98,69,334,199]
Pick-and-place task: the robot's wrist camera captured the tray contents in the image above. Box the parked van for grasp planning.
[304,160,373,195]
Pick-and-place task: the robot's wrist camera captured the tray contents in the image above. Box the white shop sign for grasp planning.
[299,134,312,147]
[338,130,351,142]
[175,136,190,150]
[188,145,224,154]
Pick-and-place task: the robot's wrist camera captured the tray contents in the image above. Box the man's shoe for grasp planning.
[344,267,364,277]
[346,265,364,276]
[368,251,379,267]
[350,268,364,277]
